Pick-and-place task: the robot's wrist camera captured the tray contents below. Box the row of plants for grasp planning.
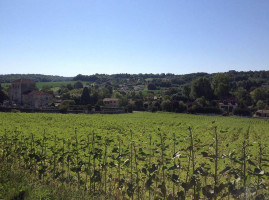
[1,124,268,199]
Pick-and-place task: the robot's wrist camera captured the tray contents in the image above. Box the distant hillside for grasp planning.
[1,71,268,88]
[0,74,72,83]
[73,70,269,87]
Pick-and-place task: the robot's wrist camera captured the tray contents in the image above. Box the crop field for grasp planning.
[1,81,88,90]
[0,112,268,199]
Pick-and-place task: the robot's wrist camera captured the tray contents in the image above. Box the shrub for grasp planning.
[59,104,68,113]
[11,109,20,113]
[233,108,252,116]
[189,106,222,114]
[126,104,133,113]
[95,104,101,111]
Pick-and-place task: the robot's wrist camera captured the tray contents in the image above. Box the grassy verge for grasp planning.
[0,162,90,200]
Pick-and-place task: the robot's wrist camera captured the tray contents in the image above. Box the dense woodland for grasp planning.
[0,70,269,115]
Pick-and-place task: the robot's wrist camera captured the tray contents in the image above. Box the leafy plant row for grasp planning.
[0,125,268,200]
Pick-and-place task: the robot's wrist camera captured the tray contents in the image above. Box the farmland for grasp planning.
[1,81,88,90]
[0,112,269,199]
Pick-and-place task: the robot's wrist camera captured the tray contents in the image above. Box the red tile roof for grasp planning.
[256,110,269,114]
[103,98,119,101]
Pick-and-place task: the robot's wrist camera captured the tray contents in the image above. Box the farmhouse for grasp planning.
[218,102,238,113]
[262,84,269,89]
[103,98,120,107]
[218,98,238,113]
[256,110,269,118]
[8,79,53,108]
[22,90,53,108]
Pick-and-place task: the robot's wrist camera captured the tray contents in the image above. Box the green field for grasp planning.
[0,112,268,199]
[1,81,88,90]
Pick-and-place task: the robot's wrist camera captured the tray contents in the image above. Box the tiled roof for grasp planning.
[256,110,269,114]
[219,102,237,106]
[129,100,135,105]
[103,98,119,101]
[262,85,269,88]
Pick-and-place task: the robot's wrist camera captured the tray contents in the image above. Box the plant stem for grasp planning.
[214,126,218,200]
[189,127,196,200]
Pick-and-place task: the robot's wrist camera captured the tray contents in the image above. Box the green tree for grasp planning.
[59,100,75,113]
[105,84,113,94]
[212,73,231,99]
[80,87,90,105]
[234,87,252,108]
[134,99,144,110]
[119,96,128,107]
[0,86,8,103]
[256,100,265,110]
[102,88,112,98]
[74,81,83,89]
[191,77,213,99]
[41,85,54,96]
[67,84,73,90]
[148,83,157,90]
[91,91,99,105]
[161,100,172,112]
[178,101,186,112]
[251,88,269,103]
[182,84,191,99]
[195,96,207,107]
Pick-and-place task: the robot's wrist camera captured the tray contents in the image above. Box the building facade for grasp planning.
[22,90,53,108]
[8,79,53,108]
[8,79,36,105]
[103,98,120,107]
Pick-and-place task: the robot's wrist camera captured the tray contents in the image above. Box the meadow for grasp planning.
[0,112,268,199]
[1,81,88,90]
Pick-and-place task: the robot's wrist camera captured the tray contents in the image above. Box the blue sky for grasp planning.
[0,0,268,76]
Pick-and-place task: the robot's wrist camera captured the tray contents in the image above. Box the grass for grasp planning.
[1,81,88,90]
[141,88,163,95]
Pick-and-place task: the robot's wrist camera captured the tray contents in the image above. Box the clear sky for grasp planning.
[0,0,268,77]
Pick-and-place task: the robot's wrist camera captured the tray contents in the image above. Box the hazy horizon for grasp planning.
[1,0,269,76]
[1,69,268,78]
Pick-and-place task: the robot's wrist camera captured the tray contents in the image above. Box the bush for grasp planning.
[233,108,252,116]
[87,104,92,111]
[189,106,222,114]
[62,100,75,106]
[59,104,68,113]
[59,100,76,113]
[151,107,158,113]
[11,109,20,113]
[178,101,186,113]
[74,81,83,89]
[126,104,133,113]
[95,105,101,111]
[148,83,157,90]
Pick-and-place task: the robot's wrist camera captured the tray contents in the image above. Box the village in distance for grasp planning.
[0,71,268,118]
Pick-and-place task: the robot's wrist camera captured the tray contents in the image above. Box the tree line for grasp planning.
[0,70,268,115]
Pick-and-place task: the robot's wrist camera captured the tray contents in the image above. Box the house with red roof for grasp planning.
[22,90,53,108]
[103,98,120,107]
[8,79,53,108]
